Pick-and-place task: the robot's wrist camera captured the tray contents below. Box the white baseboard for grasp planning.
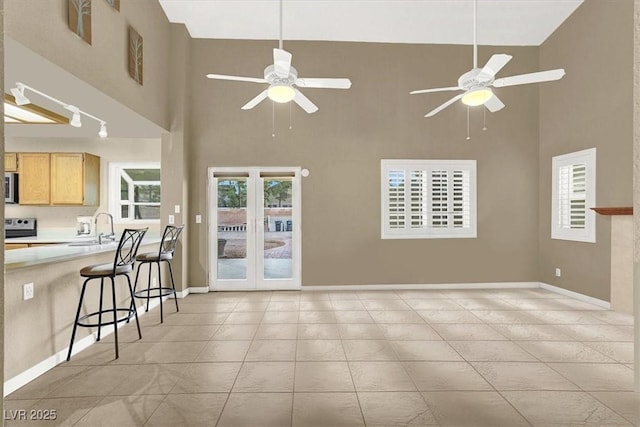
[302,282,540,292]
[185,286,209,294]
[4,298,166,397]
[539,282,611,309]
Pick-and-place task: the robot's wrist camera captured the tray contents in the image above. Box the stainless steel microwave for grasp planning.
[5,173,18,204]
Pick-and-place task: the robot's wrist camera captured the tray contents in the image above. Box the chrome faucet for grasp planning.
[95,212,115,244]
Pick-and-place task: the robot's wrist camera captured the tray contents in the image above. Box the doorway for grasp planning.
[208,167,301,290]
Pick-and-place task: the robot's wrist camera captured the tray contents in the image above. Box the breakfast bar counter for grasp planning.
[4,236,167,395]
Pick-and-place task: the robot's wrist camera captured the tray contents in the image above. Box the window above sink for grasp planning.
[108,162,160,224]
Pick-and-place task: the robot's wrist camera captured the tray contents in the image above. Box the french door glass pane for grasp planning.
[263,178,293,279]
[217,178,248,280]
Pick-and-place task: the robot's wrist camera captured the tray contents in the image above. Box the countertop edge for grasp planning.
[5,237,162,271]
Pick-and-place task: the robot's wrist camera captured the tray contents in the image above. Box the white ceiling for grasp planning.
[159,0,583,46]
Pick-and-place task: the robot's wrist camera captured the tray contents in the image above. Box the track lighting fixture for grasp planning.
[98,122,108,138]
[10,84,30,105]
[9,82,108,138]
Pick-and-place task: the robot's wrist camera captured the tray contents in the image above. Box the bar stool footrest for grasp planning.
[76,308,137,328]
[134,287,177,299]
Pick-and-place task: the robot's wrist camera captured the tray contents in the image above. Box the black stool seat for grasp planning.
[132,225,184,323]
[136,252,173,262]
[67,228,148,361]
[81,263,133,277]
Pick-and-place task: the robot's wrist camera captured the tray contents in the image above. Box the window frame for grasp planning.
[551,148,596,243]
[381,159,477,239]
[108,162,161,224]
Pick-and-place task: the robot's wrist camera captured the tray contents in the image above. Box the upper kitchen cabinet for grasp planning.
[5,152,18,172]
[50,153,100,206]
[18,152,100,206]
[18,153,51,205]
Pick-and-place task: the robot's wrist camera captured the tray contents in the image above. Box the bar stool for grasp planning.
[67,228,148,361]
[132,225,184,323]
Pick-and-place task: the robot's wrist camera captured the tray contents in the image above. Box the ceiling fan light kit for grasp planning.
[462,87,493,107]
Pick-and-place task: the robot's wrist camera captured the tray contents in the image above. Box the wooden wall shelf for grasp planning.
[591,207,633,215]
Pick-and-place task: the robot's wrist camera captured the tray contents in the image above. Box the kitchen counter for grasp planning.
[5,233,162,270]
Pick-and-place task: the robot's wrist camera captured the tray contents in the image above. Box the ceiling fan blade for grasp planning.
[273,48,292,78]
[295,78,352,89]
[206,74,267,84]
[479,54,512,79]
[425,94,464,118]
[484,94,505,112]
[293,89,318,114]
[493,69,565,88]
[241,90,268,110]
[410,86,460,95]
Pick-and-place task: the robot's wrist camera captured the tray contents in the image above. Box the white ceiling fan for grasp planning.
[410,0,565,118]
[206,0,351,114]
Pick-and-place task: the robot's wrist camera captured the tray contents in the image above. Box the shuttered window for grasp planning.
[551,148,596,242]
[382,160,477,239]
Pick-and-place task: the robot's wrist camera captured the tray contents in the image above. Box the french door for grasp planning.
[208,167,301,290]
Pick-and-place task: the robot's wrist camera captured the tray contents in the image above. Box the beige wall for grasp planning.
[186,40,541,286]
[539,0,633,300]
[1,0,6,400]
[5,137,161,232]
[5,0,172,130]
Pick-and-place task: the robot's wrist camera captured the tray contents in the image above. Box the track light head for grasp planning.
[10,85,30,105]
[98,122,108,138]
[65,105,82,127]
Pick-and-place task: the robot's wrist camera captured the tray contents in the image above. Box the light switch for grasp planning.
[174,205,181,214]
[168,215,175,225]
[195,214,202,224]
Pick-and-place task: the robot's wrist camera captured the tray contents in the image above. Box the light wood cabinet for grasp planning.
[5,152,17,172]
[18,153,51,205]
[17,152,100,206]
[5,243,29,251]
[50,153,100,206]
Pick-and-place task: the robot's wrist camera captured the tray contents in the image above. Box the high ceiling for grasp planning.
[159,0,583,46]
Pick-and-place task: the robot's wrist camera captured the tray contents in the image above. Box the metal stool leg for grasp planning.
[167,260,179,312]
[67,278,90,361]
[97,278,104,341]
[125,274,142,339]
[110,276,119,359]
[146,262,152,312]
[156,261,164,323]
[128,262,143,323]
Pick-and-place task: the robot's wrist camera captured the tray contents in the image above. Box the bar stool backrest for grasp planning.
[114,228,148,269]
[159,225,184,257]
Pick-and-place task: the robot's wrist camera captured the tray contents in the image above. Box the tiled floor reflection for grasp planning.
[5,288,638,426]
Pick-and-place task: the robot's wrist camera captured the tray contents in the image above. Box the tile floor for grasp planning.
[5,288,639,426]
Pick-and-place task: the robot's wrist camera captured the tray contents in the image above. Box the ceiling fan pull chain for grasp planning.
[483,107,487,131]
[289,102,293,130]
[466,106,471,140]
[272,101,276,138]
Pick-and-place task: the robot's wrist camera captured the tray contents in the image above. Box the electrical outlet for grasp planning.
[174,205,181,214]
[555,268,562,277]
[168,215,175,225]
[196,214,202,224]
[23,283,34,300]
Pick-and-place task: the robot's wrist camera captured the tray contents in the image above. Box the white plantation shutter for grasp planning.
[382,160,476,239]
[552,149,596,242]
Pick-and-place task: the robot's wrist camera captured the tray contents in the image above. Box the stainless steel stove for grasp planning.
[5,218,37,238]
